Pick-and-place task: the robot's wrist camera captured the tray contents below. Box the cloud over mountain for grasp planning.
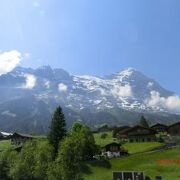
[22,74,37,89]
[0,50,22,76]
[146,91,180,114]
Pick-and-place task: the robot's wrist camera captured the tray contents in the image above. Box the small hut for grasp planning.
[10,132,34,146]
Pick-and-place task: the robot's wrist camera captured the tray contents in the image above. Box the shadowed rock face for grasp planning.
[0,66,179,133]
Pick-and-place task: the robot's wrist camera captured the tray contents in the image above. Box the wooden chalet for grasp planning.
[118,125,157,142]
[10,132,34,146]
[102,142,128,158]
[168,122,180,136]
[151,123,168,133]
[113,126,131,138]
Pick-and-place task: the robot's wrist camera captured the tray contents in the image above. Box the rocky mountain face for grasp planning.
[0,66,179,133]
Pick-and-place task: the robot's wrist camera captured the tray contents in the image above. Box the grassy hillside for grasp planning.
[0,140,11,151]
[123,142,164,154]
[94,131,116,147]
[84,147,180,180]
[93,131,164,154]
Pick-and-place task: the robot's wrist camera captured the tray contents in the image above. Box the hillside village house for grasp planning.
[0,131,12,139]
[168,122,180,136]
[113,126,130,138]
[118,125,157,142]
[10,132,34,146]
[102,142,128,158]
[151,123,168,133]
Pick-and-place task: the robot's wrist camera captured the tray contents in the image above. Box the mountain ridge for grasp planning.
[0,66,179,133]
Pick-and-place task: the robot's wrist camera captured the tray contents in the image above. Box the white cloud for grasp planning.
[22,74,37,89]
[58,83,67,92]
[0,50,22,76]
[146,91,180,114]
[44,80,50,89]
[111,84,132,97]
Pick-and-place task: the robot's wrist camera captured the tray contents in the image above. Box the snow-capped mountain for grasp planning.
[0,66,179,133]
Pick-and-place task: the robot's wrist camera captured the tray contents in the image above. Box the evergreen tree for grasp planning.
[48,106,66,157]
[139,115,149,128]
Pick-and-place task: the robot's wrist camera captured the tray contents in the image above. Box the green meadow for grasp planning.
[93,131,117,147]
[91,131,179,179]
[94,131,164,154]
[84,147,180,180]
[0,140,11,151]
[1,132,179,179]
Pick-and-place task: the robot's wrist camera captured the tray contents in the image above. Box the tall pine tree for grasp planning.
[139,115,149,128]
[48,106,66,157]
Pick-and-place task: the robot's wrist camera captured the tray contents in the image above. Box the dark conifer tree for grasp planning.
[48,106,66,157]
[139,115,149,128]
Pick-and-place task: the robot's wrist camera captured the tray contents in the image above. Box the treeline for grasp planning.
[0,106,98,180]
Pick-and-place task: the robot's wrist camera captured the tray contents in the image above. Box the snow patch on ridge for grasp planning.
[58,83,68,92]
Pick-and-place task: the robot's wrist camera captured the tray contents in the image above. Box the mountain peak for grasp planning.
[36,65,52,71]
[118,67,137,76]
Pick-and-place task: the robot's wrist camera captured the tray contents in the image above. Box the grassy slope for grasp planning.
[123,142,164,154]
[84,147,180,180]
[0,140,11,151]
[94,131,164,154]
[94,131,117,147]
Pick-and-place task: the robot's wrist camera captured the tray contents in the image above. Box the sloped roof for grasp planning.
[168,122,180,129]
[104,142,121,148]
[151,123,168,128]
[119,125,156,136]
[11,132,35,138]
[114,126,131,134]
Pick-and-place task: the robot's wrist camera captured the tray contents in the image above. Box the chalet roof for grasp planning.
[151,123,168,128]
[0,131,12,137]
[115,126,131,134]
[104,142,121,148]
[11,132,35,138]
[168,122,180,129]
[117,126,130,131]
[119,125,156,136]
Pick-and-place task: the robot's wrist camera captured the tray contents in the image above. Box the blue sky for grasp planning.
[0,0,180,94]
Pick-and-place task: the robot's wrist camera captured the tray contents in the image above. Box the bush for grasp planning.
[100,133,108,139]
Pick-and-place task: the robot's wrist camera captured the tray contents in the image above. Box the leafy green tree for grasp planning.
[9,141,37,180]
[71,122,98,160]
[100,133,108,139]
[0,150,17,180]
[47,161,62,180]
[48,106,66,157]
[34,141,53,180]
[48,123,97,180]
[55,134,83,180]
[139,115,149,128]
[9,141,53,180]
